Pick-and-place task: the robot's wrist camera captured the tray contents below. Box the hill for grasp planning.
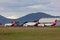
[0,15,13,24]
[0,12,60,24]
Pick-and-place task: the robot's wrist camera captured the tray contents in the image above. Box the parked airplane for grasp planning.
[5,19,17,26]
[23,20,40,27]
[44,19,57,26]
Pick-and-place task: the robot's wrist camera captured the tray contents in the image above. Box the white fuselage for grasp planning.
[5,23,12,26]
[23,22,36,26]
[44,24,52,26]
[38,24,44,26]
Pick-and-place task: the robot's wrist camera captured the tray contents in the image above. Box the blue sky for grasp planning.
[0,0,60,19]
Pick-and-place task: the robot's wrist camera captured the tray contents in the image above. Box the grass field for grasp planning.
[0,27,60,40]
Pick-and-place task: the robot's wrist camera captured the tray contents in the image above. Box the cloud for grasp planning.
[7,15,19,19]
[0,0,60,19]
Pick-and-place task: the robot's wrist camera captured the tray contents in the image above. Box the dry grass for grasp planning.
[0,27,60,40]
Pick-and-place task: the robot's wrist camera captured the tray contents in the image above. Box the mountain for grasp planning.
[0,12,60,25]
[17,12,60,25]
[0,15,13,24]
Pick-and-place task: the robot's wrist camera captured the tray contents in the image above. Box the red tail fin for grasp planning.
[11,19,16,26]
[52,19,57,26]
[34,20,40,26]
[13,19,16,24]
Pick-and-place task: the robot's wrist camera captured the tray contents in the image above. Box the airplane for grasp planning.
[23,20,40,27]
[44,19,57,26]
[5,19,17,27]
[35,19,58,27]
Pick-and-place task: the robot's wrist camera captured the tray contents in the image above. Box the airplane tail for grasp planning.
[34,20,40,26]
[11,19,16,26]
[51,19,57,26]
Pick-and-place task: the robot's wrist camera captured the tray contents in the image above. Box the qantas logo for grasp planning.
[52,19,57,26]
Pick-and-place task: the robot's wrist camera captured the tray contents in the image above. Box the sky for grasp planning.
[0,0,60,19]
